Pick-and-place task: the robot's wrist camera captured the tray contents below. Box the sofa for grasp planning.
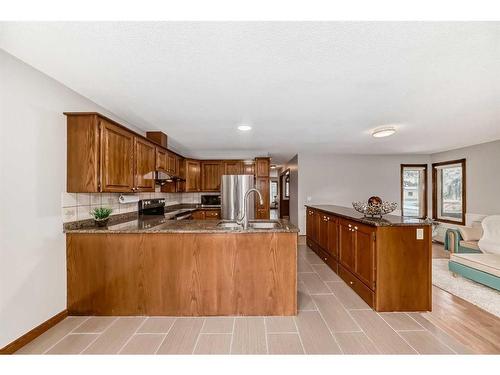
[448,215,500,291]
[444,222,483,254]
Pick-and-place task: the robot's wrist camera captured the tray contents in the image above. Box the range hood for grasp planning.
[154,170,174,185]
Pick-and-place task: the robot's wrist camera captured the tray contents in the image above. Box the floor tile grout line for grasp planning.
[154,317,177,355]
[41,316,91,354]
[229,315,236,354]
[406,313,458,354]
[292,316,306,355]
[77,333,102,355]
[263,317,269,354]
[191,318,206,354]
[117,317,148,354]
[377,313,420,354]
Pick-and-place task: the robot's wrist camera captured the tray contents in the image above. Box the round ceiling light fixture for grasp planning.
[237,124,252,131]
[372,126,396,138]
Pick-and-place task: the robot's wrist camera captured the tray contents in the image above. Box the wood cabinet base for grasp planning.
[67,233,297,316]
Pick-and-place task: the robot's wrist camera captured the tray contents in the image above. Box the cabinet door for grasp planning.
[243,162,255,175]
[201,161,223,191]
[100,119,135,192]
[205,210,221,220]
[326,215,338,258]
[312,210,320,243]
[306,208,315,241]
[166,152,176,175]
[354,224,376,289]
[135,137,156,192]
[255,158,270,177]
[255,177,270,219]
[224,161,243,175]
[192,210,205,220]
[186,160,201,192]
[338,220,355,271]
[318,213,329,250]
[156,148,167,171]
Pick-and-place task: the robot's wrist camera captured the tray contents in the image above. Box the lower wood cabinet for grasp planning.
[192,209,221,220]
[305,206,432,312]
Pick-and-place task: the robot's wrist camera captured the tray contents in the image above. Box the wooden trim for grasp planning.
[400,164,428,219]
[0,310,68,354]
[432,158,466,226]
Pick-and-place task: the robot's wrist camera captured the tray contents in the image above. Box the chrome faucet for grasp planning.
[236,188,264,229]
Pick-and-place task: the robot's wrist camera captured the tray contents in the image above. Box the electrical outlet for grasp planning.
[416,228,424,240]
[306,196,312,202]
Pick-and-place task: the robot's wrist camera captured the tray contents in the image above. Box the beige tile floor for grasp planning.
[16,242,472,355]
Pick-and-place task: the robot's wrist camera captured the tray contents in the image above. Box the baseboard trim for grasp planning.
[0,310,68,354]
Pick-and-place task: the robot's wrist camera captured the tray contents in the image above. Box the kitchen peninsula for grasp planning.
[305,205,432,312]
[65,218,298,317]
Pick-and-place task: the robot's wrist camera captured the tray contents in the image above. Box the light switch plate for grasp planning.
[416,228,424,240]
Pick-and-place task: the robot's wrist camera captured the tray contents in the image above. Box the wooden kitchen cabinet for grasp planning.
[167,151,176,175]
[242,162,255,175]
[66,112,178,193]
[191,210,205,220]
[192,209,221,220]
[155,147,168,172]
[201,161,224,191]
[185,160,201,192]
[338,219,355,272]
[224,160,243,175]
[255,157,270,177]
[255,177,270,219]
[100,118,135,192]
[134,137,156,192]
[305,205,432,312]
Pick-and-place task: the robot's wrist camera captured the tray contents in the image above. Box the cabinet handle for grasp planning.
[349,281,354,285]
[354,226,358,230]
[348,224,352,228]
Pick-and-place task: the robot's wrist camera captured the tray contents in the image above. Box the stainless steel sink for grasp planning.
[216,220,282,229]
[248,220,282,229]
[217,221,243,229]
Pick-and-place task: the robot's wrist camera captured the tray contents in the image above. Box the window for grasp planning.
[432,159,466,225]
[401,164,428,218]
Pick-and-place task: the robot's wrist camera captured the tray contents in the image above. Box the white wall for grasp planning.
[431,139,500,218]
[0,50,141,347]
[297,153,430,233]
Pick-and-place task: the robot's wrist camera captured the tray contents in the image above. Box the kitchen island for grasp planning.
[65,218,298,316]
[305,205,432,312]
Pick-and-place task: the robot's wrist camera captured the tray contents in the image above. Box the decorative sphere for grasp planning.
[368,196,382,206]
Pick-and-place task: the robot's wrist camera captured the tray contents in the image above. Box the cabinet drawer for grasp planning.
[204,210,220,219]
[338,265,374,308]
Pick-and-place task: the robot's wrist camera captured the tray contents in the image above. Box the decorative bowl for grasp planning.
[352,200,398,218]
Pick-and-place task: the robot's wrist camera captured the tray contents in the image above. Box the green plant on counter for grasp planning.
[91,207,113,220]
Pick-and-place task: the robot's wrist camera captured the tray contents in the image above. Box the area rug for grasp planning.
[432,259,500,317]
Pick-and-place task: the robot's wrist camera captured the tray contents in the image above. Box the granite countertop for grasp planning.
[64,215,298,234]
[306,204,431,227]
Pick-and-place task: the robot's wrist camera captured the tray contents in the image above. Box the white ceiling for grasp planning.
[1,22,500,164]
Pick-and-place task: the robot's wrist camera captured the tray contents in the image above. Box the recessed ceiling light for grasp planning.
[372,126,396,138]
[237,125,252,131]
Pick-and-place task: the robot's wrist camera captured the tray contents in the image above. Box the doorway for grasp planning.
[279,169,290,219]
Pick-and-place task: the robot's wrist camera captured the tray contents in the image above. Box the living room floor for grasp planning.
[16,239,499,355]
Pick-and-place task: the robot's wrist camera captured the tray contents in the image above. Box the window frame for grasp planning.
[400,164,428,219]
[432,158,466,226]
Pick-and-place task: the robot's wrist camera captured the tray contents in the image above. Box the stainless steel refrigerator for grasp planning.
[221,175,255,220]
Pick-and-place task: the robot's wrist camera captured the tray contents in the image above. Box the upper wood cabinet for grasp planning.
[243,162,255,175]
[186,159,201,192]
[155,147,168,172]
[134,137,156,192]
[224,160,243,175]
[100,119,135,193]
[66,113,182,193]
[201,161,224,191]
[255,157,270,177]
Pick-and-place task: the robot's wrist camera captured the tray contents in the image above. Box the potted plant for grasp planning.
[91,207,113,227]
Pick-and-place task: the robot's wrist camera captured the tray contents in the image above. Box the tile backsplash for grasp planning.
[61,190,207,223]
[62,190,179,223]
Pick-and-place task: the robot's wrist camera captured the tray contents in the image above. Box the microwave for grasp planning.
[201,194,221,207]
